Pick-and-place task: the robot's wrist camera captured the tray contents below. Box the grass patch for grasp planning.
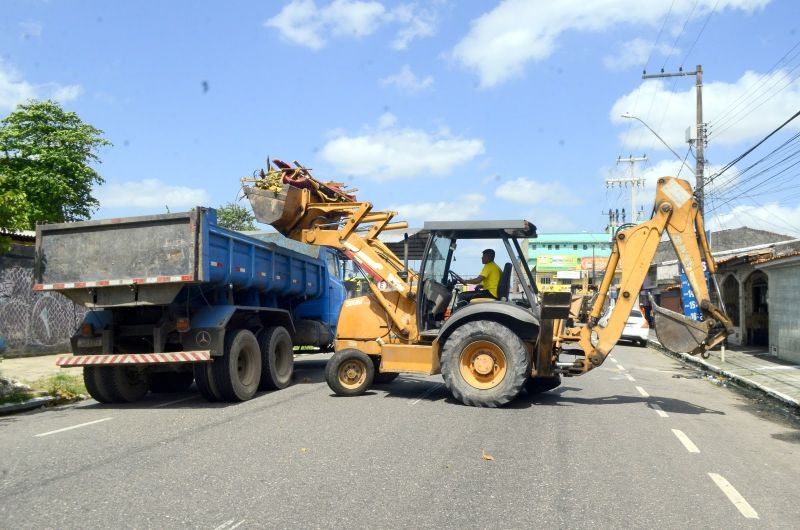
[0,390,35,405]
[32,373,86,402]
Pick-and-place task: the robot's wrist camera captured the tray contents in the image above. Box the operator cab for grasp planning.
[416,220,539,338]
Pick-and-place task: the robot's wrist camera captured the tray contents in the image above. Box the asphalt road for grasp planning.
[1,344,799,529]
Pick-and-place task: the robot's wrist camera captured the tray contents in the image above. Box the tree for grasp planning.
[0,100,110,231]
[216,202,256,231]
[0,180,28,252]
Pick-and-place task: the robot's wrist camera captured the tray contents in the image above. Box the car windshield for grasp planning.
[629,309,643,318]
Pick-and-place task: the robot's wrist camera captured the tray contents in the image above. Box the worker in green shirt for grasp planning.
[458,248,502,303]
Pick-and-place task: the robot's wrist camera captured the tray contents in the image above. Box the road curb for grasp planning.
[648,339,800,410]
[0,396,55,415]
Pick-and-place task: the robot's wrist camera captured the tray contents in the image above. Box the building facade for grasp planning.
[527,233,614,293]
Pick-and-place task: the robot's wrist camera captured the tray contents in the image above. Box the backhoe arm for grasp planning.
[573,177,733,371]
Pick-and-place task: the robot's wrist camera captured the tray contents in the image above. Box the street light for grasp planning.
[621,113,695,176]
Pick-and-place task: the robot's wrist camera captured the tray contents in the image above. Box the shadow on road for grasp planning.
[527,387,725,415]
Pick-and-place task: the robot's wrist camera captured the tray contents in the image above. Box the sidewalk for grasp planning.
[649,334,800,409]
[0,354,66,385]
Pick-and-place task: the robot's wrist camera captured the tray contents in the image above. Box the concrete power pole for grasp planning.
[643,64,705,214]
[607,155,647,223]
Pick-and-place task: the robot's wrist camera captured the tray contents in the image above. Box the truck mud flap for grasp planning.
[56,351,211,367]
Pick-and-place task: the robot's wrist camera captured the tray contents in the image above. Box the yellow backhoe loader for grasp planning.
[243,160,733,407]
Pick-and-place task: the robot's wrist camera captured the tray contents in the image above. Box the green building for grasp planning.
[527,233,614,293]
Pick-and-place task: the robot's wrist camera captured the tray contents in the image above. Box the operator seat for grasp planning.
[496,263,512,301]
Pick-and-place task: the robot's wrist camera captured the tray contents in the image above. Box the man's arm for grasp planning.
[462,275,485,285]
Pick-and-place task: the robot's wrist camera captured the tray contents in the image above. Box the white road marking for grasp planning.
[409,383,443,406]
[650,403,669,418]
[635,386,649,397]
[229,520,246,530]
[625,373,636,382]
[616,364,626,370]
[672,429,700,453]
[152,396,198,408]
[35,417,113,437]
[708,473,759,519]
[610,358,619,365]
[213,520,235,530]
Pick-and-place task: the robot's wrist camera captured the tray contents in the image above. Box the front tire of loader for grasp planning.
[325,349,374,396]
[83,366,116,403]
[440,320,530,408]
[258,326,294,391]
[525,375,561,395]
[212,329,262,402]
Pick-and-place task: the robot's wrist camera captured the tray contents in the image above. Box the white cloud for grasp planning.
[0,60,82,112]
[603,38,676,72]
[528,211,577,233]
[319,115,485,181]
[96,179,211,209]
[611,69,800,149]
[265,0,436,50]
[380,65,433,92]
[495,177,581,206]
[706,202,800,237]
[390,194,486,223]
[452,0,769,87]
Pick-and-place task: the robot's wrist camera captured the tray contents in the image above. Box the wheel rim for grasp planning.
[237,344,259,386]
[338,359,367,390]
[459,340,507,389]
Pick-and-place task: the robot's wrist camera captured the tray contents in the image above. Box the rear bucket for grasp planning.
[648,293,709,354]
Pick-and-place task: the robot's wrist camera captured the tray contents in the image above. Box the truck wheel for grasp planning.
[193,362,221,402]
[526,375,561,395]
[212,329,262,402]
[440,320,530,407]
[83,366,116,403]
[371,357,399,384]
[100,366,150,403]
[325,349,374,396]
[149,371,194,393]
[258,326,294,390]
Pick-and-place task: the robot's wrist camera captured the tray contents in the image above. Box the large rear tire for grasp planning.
[83,366,116,403]
[212,329,262,402]
[325,349,374,396]
[440,320,530,407]
[149,371,194,393]
[99,366,150,403]
[258,326,294,390]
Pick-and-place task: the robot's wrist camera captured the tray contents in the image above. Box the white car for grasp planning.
[621,308,650,347]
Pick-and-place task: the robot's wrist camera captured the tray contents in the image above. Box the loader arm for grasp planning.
[566,177,733,372]
[242,160,420,339]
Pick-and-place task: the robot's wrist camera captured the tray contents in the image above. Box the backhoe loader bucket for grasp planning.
[648,293,709,354]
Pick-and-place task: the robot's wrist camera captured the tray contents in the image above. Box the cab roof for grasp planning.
[421,220,537,239]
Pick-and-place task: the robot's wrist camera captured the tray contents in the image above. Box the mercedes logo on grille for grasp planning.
[196,331,212,347]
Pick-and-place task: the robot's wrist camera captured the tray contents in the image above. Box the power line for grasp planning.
[680,0,719,66]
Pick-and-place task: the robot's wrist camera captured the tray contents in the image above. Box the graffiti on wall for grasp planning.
[0,266,85,351]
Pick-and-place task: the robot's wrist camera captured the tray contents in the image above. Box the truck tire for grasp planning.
[371,357,399,384]
[325,349,374,396]
[149,371,194,393]
[100,366,150,403]
[526,375,561,395]
[212,329,262,402]
[258,326,294,391]
[440,320,530,407]
[194,362,222,402]
[83,366,116,403]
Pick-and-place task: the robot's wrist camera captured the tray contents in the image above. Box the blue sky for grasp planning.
[2,0,799,239]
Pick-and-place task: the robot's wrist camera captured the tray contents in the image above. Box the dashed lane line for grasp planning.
[672,429,700,453]
[35,417,113,438]
[625,373,636,382]
[650,403,669,418]
[616,364,626,371]
[610,358,619,365]
[635,386,649,397]
[708,473,759,519]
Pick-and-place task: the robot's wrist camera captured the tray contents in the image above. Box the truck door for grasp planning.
[325,250,346,327]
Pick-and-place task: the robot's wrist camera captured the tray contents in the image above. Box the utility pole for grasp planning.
[606,155,647,223]
[642,65,705,214]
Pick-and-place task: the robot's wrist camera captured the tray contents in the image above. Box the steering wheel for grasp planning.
[448,270,466,285]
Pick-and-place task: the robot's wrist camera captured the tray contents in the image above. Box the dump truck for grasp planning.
[243,160,733,408]
[34,207,346,403]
